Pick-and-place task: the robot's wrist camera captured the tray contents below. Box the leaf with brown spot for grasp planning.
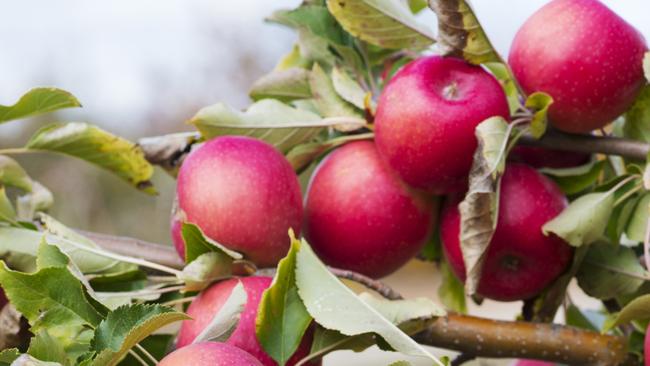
[429,0,501,64]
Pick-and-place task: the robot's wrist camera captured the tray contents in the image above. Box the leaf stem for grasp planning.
[135,344,159,365]
[128,349,151,366]
[613,182,643,207]
[161,296,196,307]
[0,148,33,155]
[96,285,185,299]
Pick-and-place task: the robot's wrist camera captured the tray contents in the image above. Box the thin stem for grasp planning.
[128,349,150,366]
[47,234,183,276]
[0,148,34,155]
[135,344,159,365]
[96,285,185,299]
[614,183,643,207]
[161,296,196,307]
[643,215,650,274]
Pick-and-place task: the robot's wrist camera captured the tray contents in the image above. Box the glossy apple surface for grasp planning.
[509,0,647,133]
[303,141,437,278]
[374,55,509,194]
[441,164,572,301]
[160,342,263,366]
[177,276,318,366]
[176,136,302,267]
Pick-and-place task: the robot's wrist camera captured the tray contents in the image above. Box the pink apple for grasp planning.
[176,136,303,267]
[512,360,555,366]
[374,55,510,194]
[303,141,437,278]
[177,276,319,366]
[510,146,590,169]
[645,322,650,366]
[509,0,647,133]
[441,164,572,301]
[170,216,185,261]
[159,342,263,366]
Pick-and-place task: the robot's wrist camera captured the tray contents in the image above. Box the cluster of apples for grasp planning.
[162,0,648,364]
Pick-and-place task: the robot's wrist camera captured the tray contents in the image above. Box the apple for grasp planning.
[645,322,650,366]
[170,216,185,261]
[512,360,555,366]
[159,342,263,366]
[303,141,437,278]
[440,163,573,301]
[177,276,319,366]
[510,146,590,169]
[509,0,647,133]
[374,55,510,194]
[176,136,303,267]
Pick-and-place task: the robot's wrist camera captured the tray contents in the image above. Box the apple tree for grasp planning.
[1,0,650,365]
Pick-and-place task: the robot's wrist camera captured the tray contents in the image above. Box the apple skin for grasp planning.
[510,146,590,169]
[170,217,185,261]
[512,360,555,366]
[441,163,573,301]
[509,0,647,133]
[159,342,263,366]
[176,136,303,268]
[645,322,650,366]
[303,141,437,278]
[177,276,319,366]
[374,55,510,194]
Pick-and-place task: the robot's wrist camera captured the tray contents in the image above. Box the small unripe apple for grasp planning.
[176,136,303,267]
[509,0,647,133]
[441,164,572,301]
[159,342,263,366]
[177,276,319,366]
[303,141,436,278]
[510,146,590,169]
[374,55,510,194]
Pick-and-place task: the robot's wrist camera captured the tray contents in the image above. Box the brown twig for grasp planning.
[86,230,631,365]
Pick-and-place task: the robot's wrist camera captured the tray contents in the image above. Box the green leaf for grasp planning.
[565,304,599,332]
[331,66,367,110]
[178,252,234,292]
[285,133,373,173]
[408,0,427,13]
[626,193,650,242]
[275,45,312,71]
[624,85,650,143]
[0,155,32,192]
[459,116,508,295]
[388,362,411,366]
[309,64,363,119]
[257,235,312,366]
[27,331,68,365]
[576,241,646,299]
[358,293,445,326]
[542,192,615,246]
[483,62,522,114]
[0,349,20,365]
[0,88,80,124]
[118,334,174,366]
[540,160,605,196]
[25,122,154,194]
[430,0,501,64]
[304,327,375,364]
[90,304,189,366]
[270,5,347,47]
[326,0,435,49]
[437,260,466,313]
[525,92,553,138]
[295,240,443,364]
[189,99,342,153]
[250,68,312,102]
[180,222,242,264]
[0,187,17,223]
[16,181,53,221]
[607,293,650,330]
[193,281,247,344]
[88,268,147,293]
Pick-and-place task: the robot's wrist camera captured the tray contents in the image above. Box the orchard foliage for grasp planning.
[0,0,649,365]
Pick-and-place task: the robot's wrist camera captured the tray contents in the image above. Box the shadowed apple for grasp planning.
[374,55,510,194]
[441,164,573,301]
[159,342,263,366]
[303,141,437,278]
[176,276,319,366]
[176,136,303,267]
[509,0,647,133]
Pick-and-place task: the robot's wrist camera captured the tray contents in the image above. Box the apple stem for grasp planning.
[84,229,632,365]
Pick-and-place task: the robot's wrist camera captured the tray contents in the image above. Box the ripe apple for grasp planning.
[177,276,319,366]
[176,136,303,267]
[159,342,263,366]
[374,55,510,194]
[509,0,648,133]
[512,360,555,366]
[645,322,650,366]
[303,141,437,278]
[510,146,590,169]
[440,163,572,301]
[170,216,185,261]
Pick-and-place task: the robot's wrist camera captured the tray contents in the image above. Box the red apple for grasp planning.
[177,276,319,366]
[170,217,185,261]
[510,146,590,169]
[512,360,555,366]
[645,322,650,366]
[374,55,510,194]
[509,0,647,133]
[176,136,303,267]
[159,342,263,366]
[441,163,572,301]
[303,141,436,278]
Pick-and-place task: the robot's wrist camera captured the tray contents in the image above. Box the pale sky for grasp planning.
[0,0,648,136]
